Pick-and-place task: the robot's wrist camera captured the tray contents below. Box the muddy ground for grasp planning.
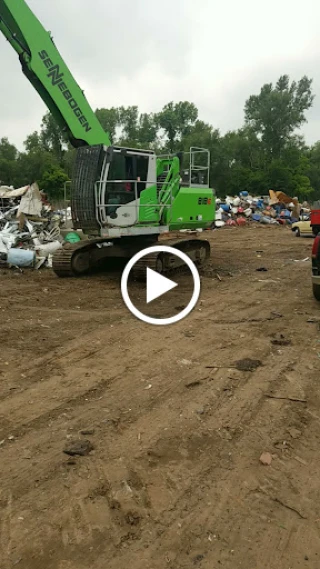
[0,224,319,569]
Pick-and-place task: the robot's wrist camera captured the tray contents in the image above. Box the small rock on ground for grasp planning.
[235,358,262,372]
[287,427,302,439]
[80,429,95,436]
[260,452,272,466]
[63,439,94,457]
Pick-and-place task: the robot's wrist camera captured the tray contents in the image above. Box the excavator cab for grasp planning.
[71,145,212,237]
[100,147,157,228]
[71,145,158,234]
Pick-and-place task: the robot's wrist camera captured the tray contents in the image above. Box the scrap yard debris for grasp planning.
[0,182,312,272]
[0,182,70,269]
[215,189,309,228]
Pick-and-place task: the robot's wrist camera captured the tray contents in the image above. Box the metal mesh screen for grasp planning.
[71,145,104,232]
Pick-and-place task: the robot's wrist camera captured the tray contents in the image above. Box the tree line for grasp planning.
[1,74,320,202]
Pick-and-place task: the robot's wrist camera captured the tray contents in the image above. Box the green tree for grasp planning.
[13,151,54,187]
[0,158,16,186]
[40,165,69,200]
[202,128,266,197]
[40,112,68,162]
[0,137,18,185]
[0,87,318,202]
[138,113,159,148]
[307,141,320,201]
[95,107,120,142]
[263,152,313,198]
[157,101,198,151]
[62,147,76,179]
[118,106,139,144]
[267,159,294,192]
[245,75,314,159]
[182,120,218,150]
[24,131,43,154]
[0,137,18,161]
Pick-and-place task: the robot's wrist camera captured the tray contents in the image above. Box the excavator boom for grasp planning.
[0,0,215,279]
[0,0,110,148]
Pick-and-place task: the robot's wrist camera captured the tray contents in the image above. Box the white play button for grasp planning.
[146,268,178,304]
[121,245,201,326]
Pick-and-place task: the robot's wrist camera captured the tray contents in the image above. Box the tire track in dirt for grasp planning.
[86,366,316,569]
[0,346,306,564]
[0,226,319,569]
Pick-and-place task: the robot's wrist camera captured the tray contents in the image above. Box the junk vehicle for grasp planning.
[310,201,320,237]
[310,201,320,301]
[312,236,320,301]
[291,220,313,238]
[0,0,215,278]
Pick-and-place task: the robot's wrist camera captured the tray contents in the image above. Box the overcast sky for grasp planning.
[0,0,319,150]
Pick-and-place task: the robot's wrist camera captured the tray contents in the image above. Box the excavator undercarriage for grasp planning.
[52,235,211,279]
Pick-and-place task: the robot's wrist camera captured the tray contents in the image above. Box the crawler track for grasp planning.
[131,238,210,280]
[52,236,211,278]
[52,239,111,277]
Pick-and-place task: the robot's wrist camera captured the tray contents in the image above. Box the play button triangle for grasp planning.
[146,267,178,304]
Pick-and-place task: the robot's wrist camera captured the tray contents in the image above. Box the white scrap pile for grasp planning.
[0,183,65,269]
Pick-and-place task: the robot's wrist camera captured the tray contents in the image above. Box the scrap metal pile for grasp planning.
[0,181,312,271]
[215,190,309,228]
[0,183,69,269]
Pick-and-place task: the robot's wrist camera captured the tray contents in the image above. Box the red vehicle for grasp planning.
[310,208,320,236]
[312,236,320,301]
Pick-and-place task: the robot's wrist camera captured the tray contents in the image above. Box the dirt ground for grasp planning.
[0,224,320,569]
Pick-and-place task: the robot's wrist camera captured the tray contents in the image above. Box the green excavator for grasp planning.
[0,0,215,278]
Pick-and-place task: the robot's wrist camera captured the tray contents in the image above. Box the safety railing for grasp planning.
[189,147,210,188]
[157,147,210,188]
